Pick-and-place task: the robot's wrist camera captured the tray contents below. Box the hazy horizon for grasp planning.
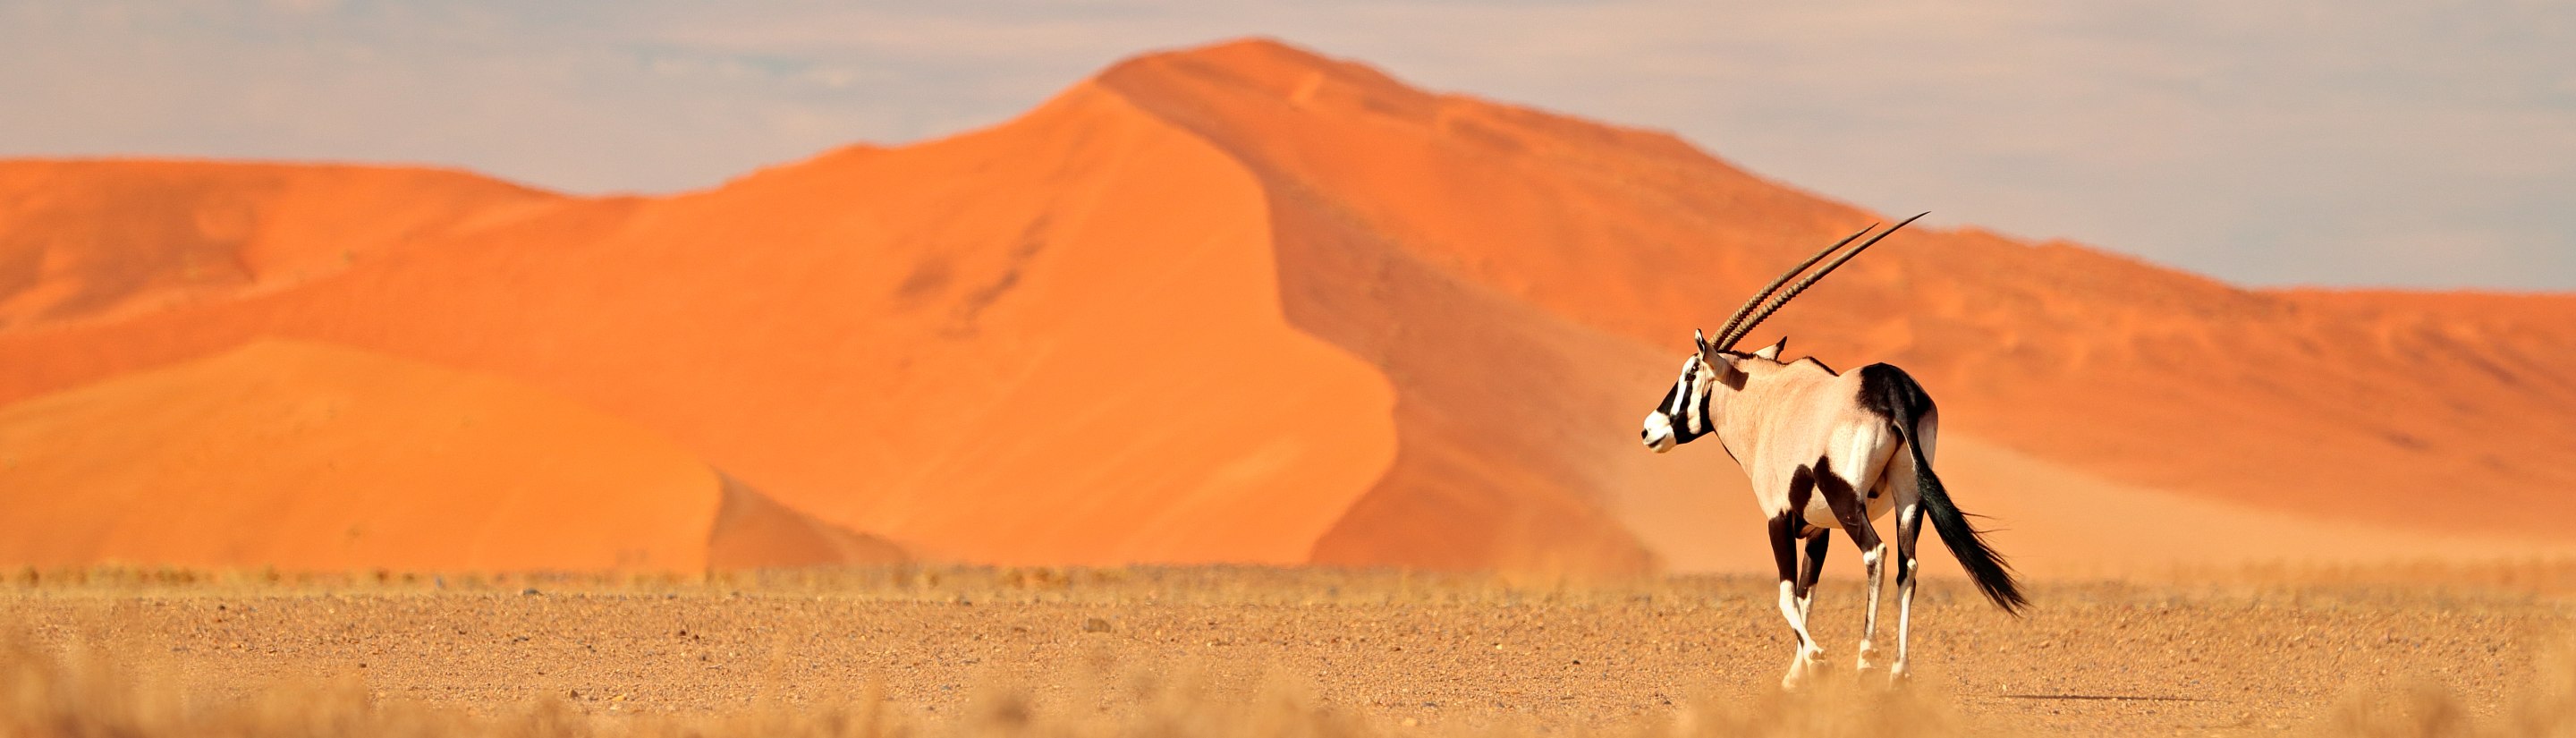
[4,1,2570,291]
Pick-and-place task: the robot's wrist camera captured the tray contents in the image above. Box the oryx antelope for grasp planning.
[1640,213,2025,688]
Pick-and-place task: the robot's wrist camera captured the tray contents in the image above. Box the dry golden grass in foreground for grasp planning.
[2309,642,2576,738]
[4,564,2574,737]
[3,638,1958,738]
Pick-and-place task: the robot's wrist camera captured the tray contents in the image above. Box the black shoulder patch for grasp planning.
[1856,363,1935,421]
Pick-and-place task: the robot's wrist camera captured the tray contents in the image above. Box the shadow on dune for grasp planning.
[707,474,909,570]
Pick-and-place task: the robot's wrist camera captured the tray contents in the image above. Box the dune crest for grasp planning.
[0,160,560,330]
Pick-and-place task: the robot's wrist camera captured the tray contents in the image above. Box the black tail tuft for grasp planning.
[1866,365,2027,615]
[1906,432,2027,614]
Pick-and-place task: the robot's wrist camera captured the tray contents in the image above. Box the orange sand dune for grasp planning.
[3,38,2572,573]
[1094,40,2576,567]
[0,160,561,330]
[0,83,1396,568]
[0,339,896,571]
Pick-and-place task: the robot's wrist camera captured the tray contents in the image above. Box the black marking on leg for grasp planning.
[1816,457,1884,552]
[1895,504,1924,589]
[1768,512,1809,649]
[1768,513,1801,583]
[1787,465,1815,522]
[1799,530,1830,597]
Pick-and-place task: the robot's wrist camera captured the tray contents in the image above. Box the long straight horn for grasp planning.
[1721,211,1928,349]
[1708,223,1876,352]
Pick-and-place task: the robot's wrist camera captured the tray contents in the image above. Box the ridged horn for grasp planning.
[1720,211,1928,350]
[1707,223,1875,353]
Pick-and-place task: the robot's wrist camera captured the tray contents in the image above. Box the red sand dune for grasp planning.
[2,38,2572,573]
[0,339,896,571]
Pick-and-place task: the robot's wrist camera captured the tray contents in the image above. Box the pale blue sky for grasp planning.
[4,1,2571,290]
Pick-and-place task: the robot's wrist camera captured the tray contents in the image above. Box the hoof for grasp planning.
[1781,650,1828,690]
[1888,663,1912,684]
[1781,665,1822,690]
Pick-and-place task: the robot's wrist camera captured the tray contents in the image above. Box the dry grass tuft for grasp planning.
[0,632,898,737]
[0,627,1977,738]
[2314,637,2576,738]
[1665,675,1959,738]
[3,632,576,737]
[2151,557,2576,595]
[0,634,1368,738]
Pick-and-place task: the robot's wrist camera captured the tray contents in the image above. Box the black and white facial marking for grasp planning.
[1641,353,1710,452]
[1644,329,1750,453]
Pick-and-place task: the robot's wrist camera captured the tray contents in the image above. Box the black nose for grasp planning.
[1640,428,1649,440]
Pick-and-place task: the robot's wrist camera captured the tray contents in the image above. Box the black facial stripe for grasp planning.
[1673,361,1698,413]
[1669,368,1717,441]
[1651,357,1719,445]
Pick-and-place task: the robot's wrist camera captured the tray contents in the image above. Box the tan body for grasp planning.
[1639,216,2023,688]
[1646,333,2014,688]
[1718,355,1930,535]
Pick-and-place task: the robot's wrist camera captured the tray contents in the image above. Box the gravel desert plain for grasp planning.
[9,566,2576,736]
[5,39,2576,737]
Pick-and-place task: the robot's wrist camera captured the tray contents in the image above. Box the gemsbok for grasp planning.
[1640,213,2025,688]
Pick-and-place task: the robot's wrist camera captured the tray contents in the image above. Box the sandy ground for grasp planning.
[6,566,2572,736]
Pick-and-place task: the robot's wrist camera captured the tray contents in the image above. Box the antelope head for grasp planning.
[1640,213,1925,453]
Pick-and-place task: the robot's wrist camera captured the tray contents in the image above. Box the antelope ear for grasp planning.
[1751,336,1787,361]
[1693,329,1711,354]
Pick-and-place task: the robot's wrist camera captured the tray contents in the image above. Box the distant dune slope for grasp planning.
[708,475,910,571]
[2,39,2572,573]
[1093,39,2576,561]
[0,339,894,571]
[0,160,561,330]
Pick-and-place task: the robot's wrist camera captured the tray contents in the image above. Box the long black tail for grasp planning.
[1869,365,2026,614]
